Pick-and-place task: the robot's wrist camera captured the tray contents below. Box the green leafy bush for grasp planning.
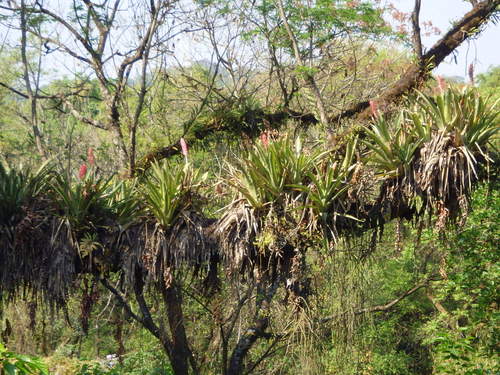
[0,343,48,375]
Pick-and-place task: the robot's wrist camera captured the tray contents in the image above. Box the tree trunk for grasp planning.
[20,0,46,160]
[227,318,269,375]
[162,284,197,375]
[104,91,129,169]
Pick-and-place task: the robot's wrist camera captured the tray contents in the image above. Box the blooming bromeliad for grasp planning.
[369,100,379,118]
[79,164,88,180]
[87,147,95,166]
[180,138,189,158]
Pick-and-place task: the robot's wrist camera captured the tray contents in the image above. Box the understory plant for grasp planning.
[421,184,499,374]
[0,343,48,375]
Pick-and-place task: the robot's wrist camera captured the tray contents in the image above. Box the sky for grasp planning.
[395,0,499,78]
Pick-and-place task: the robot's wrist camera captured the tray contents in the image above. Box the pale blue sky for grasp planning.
[396,0,499,78]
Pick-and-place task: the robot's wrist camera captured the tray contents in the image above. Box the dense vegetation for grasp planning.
[0,1,499,374]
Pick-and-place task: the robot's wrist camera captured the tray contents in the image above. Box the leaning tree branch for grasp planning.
[134,0,499,173]
[99,278,161,338]
[334,0,500,121]
[134,109,318,173]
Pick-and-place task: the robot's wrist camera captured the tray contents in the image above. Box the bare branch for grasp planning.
[0,82,52,100]
[275,0,329,125]
[59,96,108,130]
[411,0,423,62]
[29,2,97,59]
[319,277,440,323]
[99,277,161,338]
[30,31,92,65]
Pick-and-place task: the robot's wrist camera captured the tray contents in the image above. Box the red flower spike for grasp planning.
[79,164,88,180]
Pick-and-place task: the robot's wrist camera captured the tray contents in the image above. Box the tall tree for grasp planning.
[0,0,183,171]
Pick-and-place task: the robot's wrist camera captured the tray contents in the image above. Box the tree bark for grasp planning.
[411,0,423,62]
[226,278,280,375]
[134,109,317,174]
[227,318,269,375]
[162,283,198,375]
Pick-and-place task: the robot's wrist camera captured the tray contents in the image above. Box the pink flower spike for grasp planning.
[87,147,95,166]
[180,138,189,157]
[369,100,379,118]
[437,76,446,93]
[468,63,475,85]
[260,131,269,148]
[79,164,88,180]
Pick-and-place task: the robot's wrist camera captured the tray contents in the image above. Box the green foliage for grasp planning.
[363,113,420,178]
[0,161,50,226]
[0,343,48,375]
[190,95,265,140]
[50,173,115,235]
[114,349,172,375]
[266,0,392,47]
[298,138,357,219]
[50,168,143,235]
[477,65,500,99]
[423,184,499,374]
[0,2,499,375]
[76,363,118,375]
[227,137,322,208]
[140,161,207,228]
[103,179,143,228]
